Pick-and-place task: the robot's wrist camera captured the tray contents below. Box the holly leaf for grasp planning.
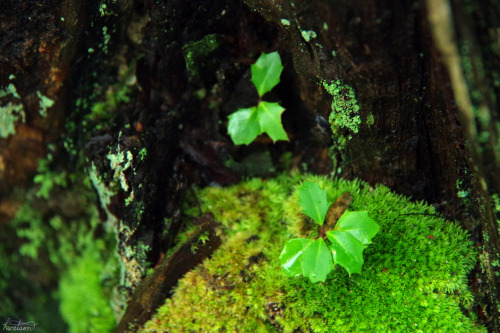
[228,51,287,145]
[227,107,261,145]
[279,238,314,276]
[335,211,380,244]
[257,101,288,142]
[228,102,288,145]
[298,181,329,225]
[251,51,283,97]
[300,238,333,283]
[327,230,365,275]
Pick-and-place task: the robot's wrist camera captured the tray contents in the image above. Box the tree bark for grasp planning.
[1,0,499,331]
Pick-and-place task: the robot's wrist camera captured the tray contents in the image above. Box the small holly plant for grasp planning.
[227,51,288,145]
[280,181,380,282]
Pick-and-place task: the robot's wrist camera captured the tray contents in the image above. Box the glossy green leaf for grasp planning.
[279,238,314,276]
[250,51,283,97]
[228,101,288,145]
[335,211,380,244]
[228,52,287,145]
[300,238,333,282]
[227,107,260,145]
[327,230,365,275]
[257,101,288,142]
[298,181,329,225]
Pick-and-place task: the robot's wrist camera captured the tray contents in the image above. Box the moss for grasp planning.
[59,238,117,333]
[322,79,361,136]
[366,112,375,126]
[85,63,135,129]
[141,173,483,332]
[33,153,68,200]
[138,147,147,161]
[11,186,119,332]
[322,79,361,174]
[182,33,221,81]
[492,193,500,235]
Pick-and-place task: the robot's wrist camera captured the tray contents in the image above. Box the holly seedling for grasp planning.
[280,181,380,282]
[228,52,288,145]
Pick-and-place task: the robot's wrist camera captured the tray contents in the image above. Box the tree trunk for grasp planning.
[1,0,499,332]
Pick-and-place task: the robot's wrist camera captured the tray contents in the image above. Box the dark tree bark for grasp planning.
[1,0,499,331]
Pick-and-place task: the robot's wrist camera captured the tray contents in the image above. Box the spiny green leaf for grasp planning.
[298,181,329,225]
[300,238,333,283]
[250,51,283,97]
[327,230,365,275]
[280,238,314,276]
[227,107,260,145]
[256,101,288,142]
[335,211,380,244]
[228,51,287,145]
[228,102,288,145]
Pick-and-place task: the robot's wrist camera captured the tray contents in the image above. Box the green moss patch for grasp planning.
[141,173,484,332]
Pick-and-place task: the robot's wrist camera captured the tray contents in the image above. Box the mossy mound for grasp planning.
[141,173,484,332]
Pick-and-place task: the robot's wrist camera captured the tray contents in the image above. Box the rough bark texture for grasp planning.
[1,0,499,331]
[115,222,221,333]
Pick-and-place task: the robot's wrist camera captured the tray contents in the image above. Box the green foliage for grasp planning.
[250,52,284,96]
[327,229,365,274]
[334,211,379,244]
[228,52,288,145]
[141,173,483,333]
[299,238,333,283]
[281,181,380,281]
[280,238,313,276]
[298,181,329,224]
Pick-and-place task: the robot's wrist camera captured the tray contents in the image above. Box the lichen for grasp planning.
[107,138,134,192]
[0,82,25,138]
[281,19,291,27]
[36,90,55,117]
[90,149,147,297]
[301,30,317,42]
[141,172,483,333]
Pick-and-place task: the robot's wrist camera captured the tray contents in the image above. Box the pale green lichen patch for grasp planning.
[0,82,25,138]
[36,91,55,117]
[141,173,483,333]
[281,19,291,26]
[301,30,317,42]
[107,139,134,192]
